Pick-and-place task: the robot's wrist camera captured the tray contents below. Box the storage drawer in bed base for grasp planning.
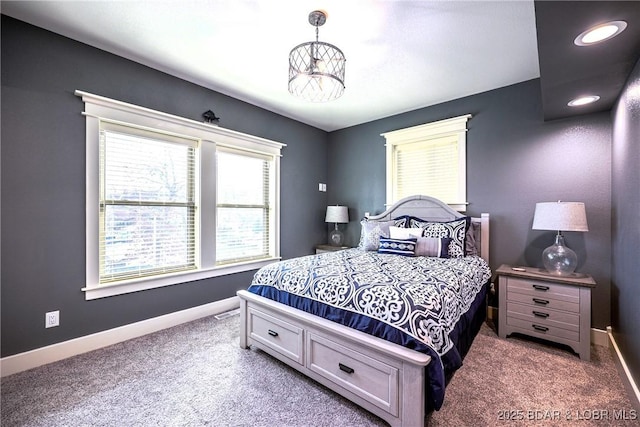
[238,290,431,427]
[307,332,399,416]
[248,307,304,365]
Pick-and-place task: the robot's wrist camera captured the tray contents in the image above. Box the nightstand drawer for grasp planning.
[249,307,304,365]
[507,277,579,303]
[506,316,580,342]
[507,290,580,313]
[307,333,399,416]
[506,301,579,331]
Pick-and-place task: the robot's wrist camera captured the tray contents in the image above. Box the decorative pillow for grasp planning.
[465,221,480,256]
[414,236,451,258]
[392,216,411,228]
[390,226,449,258]
[357,220,395,251]
[377,237,417,257]
[389,225,413,239]
[409,217,470,258]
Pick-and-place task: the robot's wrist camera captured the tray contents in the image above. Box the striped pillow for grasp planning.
[377,237,417,257]
[415,237,451,258]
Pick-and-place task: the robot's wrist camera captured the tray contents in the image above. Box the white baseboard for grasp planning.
[607,326,640,412]
[0,296,240,377]
[591,327,609,348]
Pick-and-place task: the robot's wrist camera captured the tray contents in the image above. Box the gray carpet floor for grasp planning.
[1,311,637,426]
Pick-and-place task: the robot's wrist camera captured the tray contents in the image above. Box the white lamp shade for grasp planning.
[325,205,349,223]
[532,202,589,232]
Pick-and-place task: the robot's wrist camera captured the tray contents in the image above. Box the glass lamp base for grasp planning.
[329,229,344,246]
[542,234,577,276]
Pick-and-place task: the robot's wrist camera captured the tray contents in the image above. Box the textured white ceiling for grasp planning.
[2,0,540,131]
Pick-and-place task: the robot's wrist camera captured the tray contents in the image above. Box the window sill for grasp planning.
[82,257,280,300]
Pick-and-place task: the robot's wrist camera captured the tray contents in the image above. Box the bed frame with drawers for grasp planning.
[238,195,490,426]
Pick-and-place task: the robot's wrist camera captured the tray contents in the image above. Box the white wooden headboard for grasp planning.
[366,195,490,264]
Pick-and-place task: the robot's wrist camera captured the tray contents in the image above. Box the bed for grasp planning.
[237,195,491,426]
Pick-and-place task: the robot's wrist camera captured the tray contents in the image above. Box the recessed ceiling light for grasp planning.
[568,95,600,107]
[574,21,627,46]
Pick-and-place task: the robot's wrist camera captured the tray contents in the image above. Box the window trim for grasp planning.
[77,90,285,300]
[382,114,471,212]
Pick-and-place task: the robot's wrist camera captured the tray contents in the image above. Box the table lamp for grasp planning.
[325,205,349,246]
[532,201,589,276]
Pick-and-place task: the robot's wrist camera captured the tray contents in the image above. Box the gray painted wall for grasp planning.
[327,79,613,330]
[2,14,631,369]
[1,16,328,357]
[612,57,640,386]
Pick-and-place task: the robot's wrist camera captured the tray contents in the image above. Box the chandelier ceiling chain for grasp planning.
[288,10,346,103]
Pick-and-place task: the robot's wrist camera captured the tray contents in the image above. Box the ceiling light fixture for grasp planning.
[574,20,627,46]
[288,10,346,102]
[568,95,600,107]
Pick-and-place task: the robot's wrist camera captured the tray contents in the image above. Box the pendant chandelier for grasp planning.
[288,10,346,102]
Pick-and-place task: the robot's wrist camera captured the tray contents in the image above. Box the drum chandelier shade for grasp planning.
[288,10,346,102]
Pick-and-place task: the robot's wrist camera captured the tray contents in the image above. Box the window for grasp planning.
[215,148,275,265]
[78,91,284,299]
[100,122,198,283]
[382,114,471,211]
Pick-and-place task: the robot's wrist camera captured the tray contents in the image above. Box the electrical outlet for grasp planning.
[45,310,59,328]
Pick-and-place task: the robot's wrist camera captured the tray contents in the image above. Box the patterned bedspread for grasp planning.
[248,248,491,411]
[251,248,490,355]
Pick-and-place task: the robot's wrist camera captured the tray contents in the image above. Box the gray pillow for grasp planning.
[357,220,395,251]
[465,221,480,256]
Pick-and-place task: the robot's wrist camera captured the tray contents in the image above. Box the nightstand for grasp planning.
[315,244,350,254]
[496,264,595,361]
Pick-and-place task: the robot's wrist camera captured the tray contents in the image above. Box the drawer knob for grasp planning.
[533,311,549,318]
[339,363,355,374]
[532,284,549,291]
[532,298,549,305]
[532,324,549,332]
[267,329,279,337]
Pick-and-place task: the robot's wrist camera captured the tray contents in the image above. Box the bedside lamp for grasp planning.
[325,205,349,246]
[532,201,589,276]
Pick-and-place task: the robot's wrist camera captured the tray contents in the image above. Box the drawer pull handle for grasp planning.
[532,298,549,305]
[339,363,354,374]
[532,324,549,332]
[533,311,549,318]
[267,329,279,337]
[532,284,550,291]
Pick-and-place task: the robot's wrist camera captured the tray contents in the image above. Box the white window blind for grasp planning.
[79,90,285,299]
[215,147,274,265]
[394,134,459,203]
[383,114,471,211]
[99,121,198,283]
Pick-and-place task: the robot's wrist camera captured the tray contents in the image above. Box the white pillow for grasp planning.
[389,226,413,239]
